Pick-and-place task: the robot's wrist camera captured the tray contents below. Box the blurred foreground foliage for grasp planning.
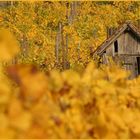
[0,29,140,139]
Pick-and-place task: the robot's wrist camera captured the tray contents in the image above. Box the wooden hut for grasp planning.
[93,21,140,78]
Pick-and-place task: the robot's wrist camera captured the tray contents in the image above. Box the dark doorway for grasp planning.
[137,57,140,75]
[114,40,118,53]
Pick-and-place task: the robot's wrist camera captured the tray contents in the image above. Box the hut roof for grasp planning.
[93,21,140,56]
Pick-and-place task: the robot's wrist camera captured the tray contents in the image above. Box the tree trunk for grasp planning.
[54,2,79,70]
[61,25,66,70]
[55,32,59,63]
[21,35,28,57]
[65,33,69,69]
[55,22,62,66]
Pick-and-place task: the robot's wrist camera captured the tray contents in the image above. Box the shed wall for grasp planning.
[101,30,140,78]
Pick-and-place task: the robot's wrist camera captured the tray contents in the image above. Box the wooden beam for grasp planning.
[118,54,140,57]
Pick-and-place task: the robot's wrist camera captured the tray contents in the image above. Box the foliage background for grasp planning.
[0,1,139,70]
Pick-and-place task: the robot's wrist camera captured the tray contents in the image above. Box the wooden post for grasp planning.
[137,19,140,30]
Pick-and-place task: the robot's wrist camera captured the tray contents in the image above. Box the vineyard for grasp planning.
[0,1,140,139]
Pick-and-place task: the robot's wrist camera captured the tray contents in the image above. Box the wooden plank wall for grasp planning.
[101,30,140,78]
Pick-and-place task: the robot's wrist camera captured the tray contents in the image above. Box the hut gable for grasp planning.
[93,21,140,56]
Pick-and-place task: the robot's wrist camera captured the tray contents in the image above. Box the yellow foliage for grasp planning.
[0,1,139,139]
[0,29,19,61]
